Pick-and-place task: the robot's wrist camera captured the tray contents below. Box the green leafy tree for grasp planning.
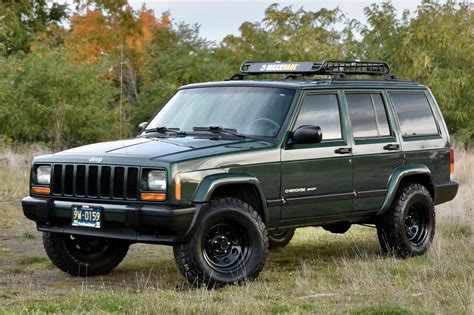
[362,0,474,144]
[217,4,354,64]
[0,0,68,55]
[0,46,119,147]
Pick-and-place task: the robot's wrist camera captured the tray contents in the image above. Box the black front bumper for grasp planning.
[22,196,206,244]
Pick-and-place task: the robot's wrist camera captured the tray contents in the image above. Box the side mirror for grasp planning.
[138,122,148,133]
[289,125,322,144]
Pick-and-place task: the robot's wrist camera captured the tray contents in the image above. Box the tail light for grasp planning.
[450,148,455,178]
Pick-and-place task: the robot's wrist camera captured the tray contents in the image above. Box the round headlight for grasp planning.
[37,165,51,185]
[148,170,166,191]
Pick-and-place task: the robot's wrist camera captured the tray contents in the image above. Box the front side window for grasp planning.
[146,87,296,138]
[346,93,391,138]
[294,94,342,140]
[390,93,438,136]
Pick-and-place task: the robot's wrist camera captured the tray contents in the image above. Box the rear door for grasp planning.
[280,91,353,223]
[344,91,404,212]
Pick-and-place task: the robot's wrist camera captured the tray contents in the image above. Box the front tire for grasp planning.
[43,232,129,277]
[173,198,268,288]
[268,228,295,249]
[376,183,435,258]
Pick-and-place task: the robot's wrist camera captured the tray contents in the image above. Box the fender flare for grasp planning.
[192,173,269,224]
[377,164,433,216]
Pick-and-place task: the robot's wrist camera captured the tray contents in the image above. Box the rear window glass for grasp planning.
[390,93,438,136]
[346,93,391,138]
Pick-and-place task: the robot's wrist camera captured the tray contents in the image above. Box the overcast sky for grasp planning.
[127,0,432,42]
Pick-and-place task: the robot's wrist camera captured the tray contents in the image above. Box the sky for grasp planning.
[127,0,430,42]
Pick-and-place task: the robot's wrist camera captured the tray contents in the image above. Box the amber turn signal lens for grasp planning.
[32,186,51,195]
[140,192,166,201]
[175,173,181,201]
[450,148,455,176]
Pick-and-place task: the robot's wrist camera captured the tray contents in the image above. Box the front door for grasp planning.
[280,92,354,223]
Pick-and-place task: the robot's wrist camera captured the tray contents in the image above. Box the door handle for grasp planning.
[383,144,400,151]
[335,147,352,154]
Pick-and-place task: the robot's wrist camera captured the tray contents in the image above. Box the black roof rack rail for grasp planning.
[228,59,394,80]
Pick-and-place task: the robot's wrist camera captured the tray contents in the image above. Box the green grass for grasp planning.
[22,232,36,240]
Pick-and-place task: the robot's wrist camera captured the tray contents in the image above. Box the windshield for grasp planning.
[145,87,296,138]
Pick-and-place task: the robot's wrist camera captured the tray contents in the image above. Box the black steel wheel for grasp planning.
[404,202,429,246]
[203,223,250,272]
[43,232,129,277]
[173,198,268,288]
[376,183,435,258]
[268,228,295,249]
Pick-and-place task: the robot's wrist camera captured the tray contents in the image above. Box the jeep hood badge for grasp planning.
[88,156,103,163]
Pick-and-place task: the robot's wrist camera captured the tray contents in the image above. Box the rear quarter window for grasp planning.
[390,92,439,136]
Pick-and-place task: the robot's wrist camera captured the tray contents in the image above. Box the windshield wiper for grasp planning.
[144,127,186,136]
[193,126,247,139]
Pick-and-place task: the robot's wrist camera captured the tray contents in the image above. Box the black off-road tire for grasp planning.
[173,198,268,288]
[43,232,129,277]
[268,228,295,249]
[376,183,435,258]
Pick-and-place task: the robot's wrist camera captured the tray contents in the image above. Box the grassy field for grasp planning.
[0,144,472,314]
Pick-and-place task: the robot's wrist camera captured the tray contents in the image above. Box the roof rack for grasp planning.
[229,59,396,80]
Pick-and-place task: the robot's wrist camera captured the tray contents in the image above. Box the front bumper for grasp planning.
[22,196,206,244]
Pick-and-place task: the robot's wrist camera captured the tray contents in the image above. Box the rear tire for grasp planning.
[173,198,268,288]
[376,183,435,258]
[268,228,295,249]
[43,232,129,277]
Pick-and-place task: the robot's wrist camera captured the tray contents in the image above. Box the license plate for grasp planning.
[72,205,102,229]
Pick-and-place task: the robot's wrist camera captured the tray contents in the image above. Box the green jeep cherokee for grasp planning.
[22,60,458,287]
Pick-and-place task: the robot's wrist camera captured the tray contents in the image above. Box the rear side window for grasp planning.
[294,94,342,140]
[346,93,391,138]
[390,93,438,136]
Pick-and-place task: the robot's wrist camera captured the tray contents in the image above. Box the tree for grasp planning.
[362,0,474,143]
[0,46,119,147]
[217,4,354,63]
[0,0,68,55]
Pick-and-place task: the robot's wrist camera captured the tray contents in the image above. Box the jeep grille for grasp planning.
[51,164,139,200]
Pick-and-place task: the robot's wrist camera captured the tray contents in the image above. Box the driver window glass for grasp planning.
[294,94,342,140]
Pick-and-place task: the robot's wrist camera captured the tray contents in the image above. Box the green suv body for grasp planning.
[22,60,458,287]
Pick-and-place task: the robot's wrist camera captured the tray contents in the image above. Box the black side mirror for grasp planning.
[289,125,322,144]
[138,122,148,133]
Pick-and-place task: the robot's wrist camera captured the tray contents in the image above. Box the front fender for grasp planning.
[378,164,433,215]
[192,173,269,223]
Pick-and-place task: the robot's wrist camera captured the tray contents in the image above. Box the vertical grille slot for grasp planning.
[64,165,74,195]
[100,166,111,198]
[113,167,125,198]
[88,166,98,197]
[76,165,86,196]
[52,165,63,194]
[127,167,139,199]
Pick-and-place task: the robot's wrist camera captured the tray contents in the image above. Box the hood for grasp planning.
[50,136,276,163]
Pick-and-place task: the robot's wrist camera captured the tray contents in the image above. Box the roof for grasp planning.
[181,79,426,91]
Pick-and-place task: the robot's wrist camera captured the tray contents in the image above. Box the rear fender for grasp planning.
[378,164,433,215]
